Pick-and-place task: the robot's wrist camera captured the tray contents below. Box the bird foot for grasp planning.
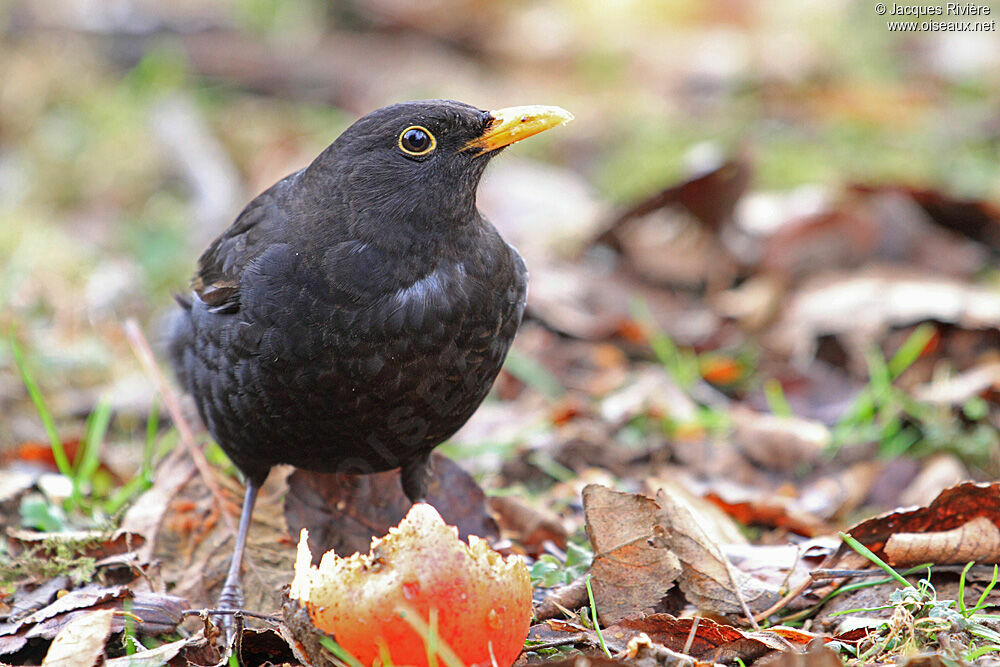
[215,584,245,643]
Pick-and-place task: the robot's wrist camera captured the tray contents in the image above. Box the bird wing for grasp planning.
[191,184,286,313]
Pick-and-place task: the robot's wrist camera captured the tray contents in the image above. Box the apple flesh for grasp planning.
[287,503,532,667]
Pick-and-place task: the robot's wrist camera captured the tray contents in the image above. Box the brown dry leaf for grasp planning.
[156,465,294,614]
[850,183,1000,253]
[535,577,589,621]
[796,461,883,521]
[582,485,682,625]
[649,480,748,548]
[899,455,968,508]
[1,577,68,625]
[596,159,751,246]
[885,515,1000,566]
[824,481,999,570]
[284,452,497,561]
[6,529,145,563]
[618,207,738,289]
[604,614,777,663]
[755,641,846,667]
[913,361,1000,406]
[489,494,568,554]
[704,491,827,537]
[527,656,633,667]
[608,614,863,665]
[729,407,831,473]
[41,608,113,667]
[754,186,990,281]
[655,488,781,616]
[0,586,185,660]
[756,206,878,279]
[591,160,750,291]
[104,637,191,666]
[232,627,298,666]
[120,446,197,564]
[767,267,1000,368]
[722,542,834,600]
[1,585,128,637]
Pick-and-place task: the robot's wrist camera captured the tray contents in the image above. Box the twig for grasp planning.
[725,556,761,631]
[123,319,237,537]
[751,576,813,624]
[182,608,281,622]
[523,636,587,652]
[682,616,700,655]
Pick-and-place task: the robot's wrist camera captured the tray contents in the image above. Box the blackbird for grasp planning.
[167,99,572,620]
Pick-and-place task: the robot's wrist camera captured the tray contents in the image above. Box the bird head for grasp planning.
[302,100,573,235]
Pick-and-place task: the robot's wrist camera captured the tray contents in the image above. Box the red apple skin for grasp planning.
[289,503,533,667]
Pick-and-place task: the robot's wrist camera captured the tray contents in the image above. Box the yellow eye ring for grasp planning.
[398,126,436,156]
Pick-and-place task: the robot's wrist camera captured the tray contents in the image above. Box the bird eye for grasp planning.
[398,126,436,156]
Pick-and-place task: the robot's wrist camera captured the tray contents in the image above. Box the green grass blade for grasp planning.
[839,532,914,589]
[502,348,564,399]
[586,574,612,658]
[763,378,793,417]
[74,396,113,507]
[395,604,464,667]
[959,561,974,616]
[971,564,1000,614]
[144,396,160,474]
[888,324,935,379]
[318,636,366,667]
[10,335,72,479]
[967,644,1000,661]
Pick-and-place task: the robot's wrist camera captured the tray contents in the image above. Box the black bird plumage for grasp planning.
[167,99,571,621]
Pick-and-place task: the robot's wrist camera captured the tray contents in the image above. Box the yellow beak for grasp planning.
[463,105,573,154]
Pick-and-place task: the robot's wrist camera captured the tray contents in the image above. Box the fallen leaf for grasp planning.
[730,407,831,473]
[796,461,883,521]
[535,577,589,622]
[1,577,69,624]
[155,465,294,614]
[885,515,1000,566]
[232,627,298,667]
[284,452,498,560]
[899,455,968,508]
[767,267,1000,368]
[850,183,1000,253]
[6,529,144,562]
[104,637,189,666]
[489,494,568,554]
[655,487,782,616]
[755,640,846,666]
[603,614,776,663]
[705,492,827,537]
[824,481,1000,570]
[0,585,185,660]
[913,360,1000,406]
[582,485,681,625]
[41,608,113,667]
[595,159,751,246]
[120,446,196,564]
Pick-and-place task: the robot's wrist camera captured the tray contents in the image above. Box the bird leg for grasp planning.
[217,480,259,641]
[400,453,432,504]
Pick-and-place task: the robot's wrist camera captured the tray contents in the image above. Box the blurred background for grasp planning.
[3,0,1000,503]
